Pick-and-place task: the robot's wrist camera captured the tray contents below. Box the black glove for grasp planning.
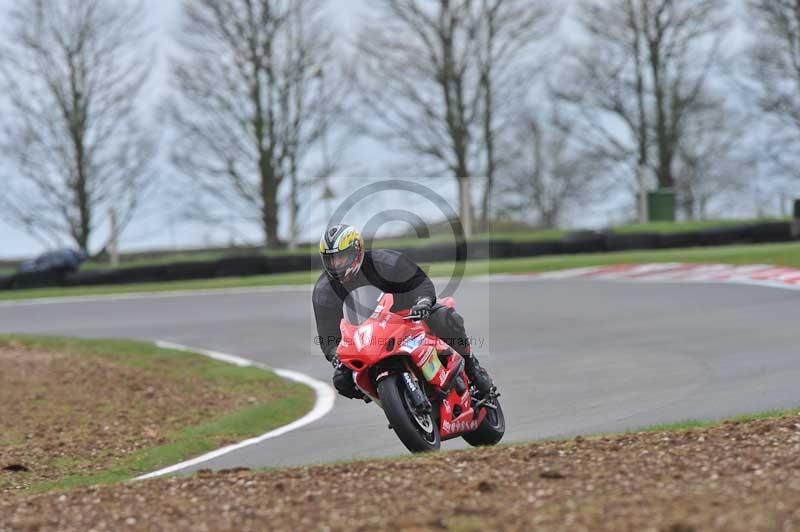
[409,297,433,321]
[332,366,364,399]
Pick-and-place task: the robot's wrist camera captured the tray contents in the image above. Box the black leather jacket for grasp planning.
[312,249,436,361]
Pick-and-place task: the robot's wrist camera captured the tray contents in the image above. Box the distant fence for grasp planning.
[0,221,796,291]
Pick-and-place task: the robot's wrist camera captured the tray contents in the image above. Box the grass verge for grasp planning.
[0,336,314,494]
[597,406,800,437]
[2,240,800,302]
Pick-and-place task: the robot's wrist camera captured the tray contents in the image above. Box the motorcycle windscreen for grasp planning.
[342,285,385,325]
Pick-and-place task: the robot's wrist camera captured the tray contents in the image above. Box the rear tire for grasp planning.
[462,399,505,447]
[378,374,440,453]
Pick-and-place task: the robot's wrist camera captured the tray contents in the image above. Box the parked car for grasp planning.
[17,249,87,275]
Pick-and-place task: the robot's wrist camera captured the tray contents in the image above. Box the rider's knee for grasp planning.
[428,305,465,334]
[426,304,448,329]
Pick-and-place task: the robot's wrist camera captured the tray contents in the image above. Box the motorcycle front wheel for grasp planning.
[378,374,440,453]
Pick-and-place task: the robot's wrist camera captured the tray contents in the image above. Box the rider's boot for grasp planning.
[463,353,493,396]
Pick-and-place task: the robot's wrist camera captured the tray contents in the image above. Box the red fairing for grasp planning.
[439,387,487,439]
[337,293,485,440]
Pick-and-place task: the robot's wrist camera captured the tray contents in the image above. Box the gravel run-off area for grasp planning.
[3,412,800,531]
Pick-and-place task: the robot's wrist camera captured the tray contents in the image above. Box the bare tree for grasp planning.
[673,92,750,219]
[557,0,730,209]
[169,0,345,249]
[474,0,557,231]
[747,0,800,177]
[498,104,610,228]
[0,0,155,255]
[355,0,555,236]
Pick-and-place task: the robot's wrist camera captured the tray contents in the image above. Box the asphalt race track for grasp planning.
[1,278,798,473]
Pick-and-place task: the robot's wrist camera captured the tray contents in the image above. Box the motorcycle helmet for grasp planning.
[319,224,365,282]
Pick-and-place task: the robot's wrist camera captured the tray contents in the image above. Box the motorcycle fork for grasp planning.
[402,359,432,413]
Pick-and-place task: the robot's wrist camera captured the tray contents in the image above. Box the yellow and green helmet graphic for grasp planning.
[320,224,365,281]
[320,224,362,254]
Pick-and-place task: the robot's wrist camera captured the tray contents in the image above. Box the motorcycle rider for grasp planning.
[313,224,494,400]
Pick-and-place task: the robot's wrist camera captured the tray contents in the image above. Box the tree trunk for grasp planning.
[680,177,696,220]
[288,173,298,250]
[75,174,91,254]
[646,16,675,190]
[259,148,282,249]
[637,163,649,224]
[480,69,495,234]
[479,2,496,235]
[109,208,119,267]
[261,176,281,249]
[458,176,473,238]
[73,131,91,254]
[541,209,558,229]
[631,0,650,219]
[70,57,91,254]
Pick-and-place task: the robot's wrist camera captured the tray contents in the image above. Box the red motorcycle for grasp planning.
[337,286,505,453]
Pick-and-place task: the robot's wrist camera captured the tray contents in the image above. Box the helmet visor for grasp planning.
[322,246,358,278]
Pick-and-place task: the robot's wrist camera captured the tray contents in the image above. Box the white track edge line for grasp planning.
[133,341,336,481]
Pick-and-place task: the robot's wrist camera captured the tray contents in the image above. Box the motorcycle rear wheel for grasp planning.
[378,374,441,453]
[462,398,505,447]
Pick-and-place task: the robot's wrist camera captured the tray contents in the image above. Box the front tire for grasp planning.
[378,374,440,453]
[463,399,505,447]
